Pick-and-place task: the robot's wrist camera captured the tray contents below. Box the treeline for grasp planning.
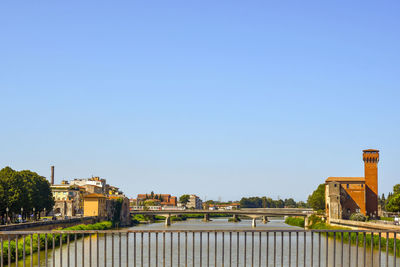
[0,167,54,222]
[239,196,308,208]
[380,184,400,212]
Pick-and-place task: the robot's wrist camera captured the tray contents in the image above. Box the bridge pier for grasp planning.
[203,213,210,222]
[262,216,269,224]
[164,215,171,226]
[304,215,310,229]
[252,218,257,228]
[229,214,241,222]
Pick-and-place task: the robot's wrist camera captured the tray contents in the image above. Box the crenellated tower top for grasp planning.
[363,149,379,163]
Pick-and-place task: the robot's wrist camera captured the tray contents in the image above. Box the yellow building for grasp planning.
[83,193,107,218]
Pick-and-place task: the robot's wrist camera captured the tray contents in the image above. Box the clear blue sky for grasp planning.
[1,1,399,201]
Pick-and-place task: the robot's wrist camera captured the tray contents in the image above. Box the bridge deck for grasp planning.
[130,208,312,217]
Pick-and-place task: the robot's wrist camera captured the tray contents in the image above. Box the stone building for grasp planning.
[325,149,379,221]
[51,181,83,217]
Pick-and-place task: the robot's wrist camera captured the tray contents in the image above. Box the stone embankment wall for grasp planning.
[0,217,97,231]
[330,219,400,231]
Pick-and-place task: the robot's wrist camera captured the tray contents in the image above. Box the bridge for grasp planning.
[131,208,314,227]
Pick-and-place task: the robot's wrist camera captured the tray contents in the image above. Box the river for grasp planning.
[9,218,399,266]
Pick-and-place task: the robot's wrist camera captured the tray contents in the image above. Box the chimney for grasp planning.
[51,166,55,185]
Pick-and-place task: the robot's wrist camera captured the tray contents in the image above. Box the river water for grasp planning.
[10,218,400,266]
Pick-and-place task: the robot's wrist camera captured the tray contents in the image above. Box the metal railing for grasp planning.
[0,229,399,266]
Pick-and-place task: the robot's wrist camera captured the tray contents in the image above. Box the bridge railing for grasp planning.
[0,229,399,266]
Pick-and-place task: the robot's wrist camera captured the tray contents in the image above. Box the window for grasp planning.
[347,184,349,189]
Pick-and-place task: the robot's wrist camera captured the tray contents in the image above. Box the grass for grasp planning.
[380,217,395,222]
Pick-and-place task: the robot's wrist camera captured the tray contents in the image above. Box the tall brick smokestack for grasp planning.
[51,166,54,185]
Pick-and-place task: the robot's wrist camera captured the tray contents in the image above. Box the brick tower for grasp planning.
[363,149,379,217]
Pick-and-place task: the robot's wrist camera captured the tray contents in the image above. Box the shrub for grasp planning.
[285,217,305,227]
[350,213,367,222]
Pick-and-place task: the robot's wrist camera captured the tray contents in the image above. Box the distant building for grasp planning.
[51,181,83,217]
[325,149,379,221]
[108,186,123,196]
[83,193,107,219]
[70,177,108,194]
[186,195,203,209]
[136,193,177,207]
[208,203,240,210]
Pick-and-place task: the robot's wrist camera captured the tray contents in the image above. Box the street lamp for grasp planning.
[21,207,23,221]
[33,207,36,221]
[6,207,9,224]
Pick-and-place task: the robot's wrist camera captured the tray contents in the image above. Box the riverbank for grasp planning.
[285,216,400,255]
[1,221,112,264]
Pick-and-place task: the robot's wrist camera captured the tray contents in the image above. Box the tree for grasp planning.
[179,195,190,205]
[284,198,296,208]
[379,193,386,210]
[307,184,325,211]
[393,184,400,195]
[0,167,54,221]
[296,201,308,208]
[386,194,400,212]
[239,197,263,208]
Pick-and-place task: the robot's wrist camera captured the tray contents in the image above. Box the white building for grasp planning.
[70,177,107,194]
[186,195,203,209]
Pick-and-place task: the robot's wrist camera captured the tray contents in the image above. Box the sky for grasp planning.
[0,1,399,201]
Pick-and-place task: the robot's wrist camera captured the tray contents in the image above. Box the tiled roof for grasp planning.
[84,193,106,198]
[325,177,365,182]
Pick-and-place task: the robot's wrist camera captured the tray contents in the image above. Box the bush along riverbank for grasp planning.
[1,221,112,264]
[285,215,400,255]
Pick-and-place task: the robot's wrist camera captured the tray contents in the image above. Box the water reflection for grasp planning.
[8,218,400,266]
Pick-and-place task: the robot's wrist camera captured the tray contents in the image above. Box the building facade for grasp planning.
[186,195,203,209]
[135,193,177,207]
[325,149,379,221]
[83,193,107,218]
[51,181,83,217]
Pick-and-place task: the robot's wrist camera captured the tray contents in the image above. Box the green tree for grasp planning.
[296,201,308,208]
[284,198,297,208]
[386,194,400,212]
[239,197,263,208]
[0,167,54,221]
[307,184,325,211]
[393,184,400,195]
[179,194,190,205]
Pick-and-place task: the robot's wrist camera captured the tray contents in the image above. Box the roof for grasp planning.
[325,177,365,183]
[363,149,379,152]
[108,196,123,200]
[84,193,106,198]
